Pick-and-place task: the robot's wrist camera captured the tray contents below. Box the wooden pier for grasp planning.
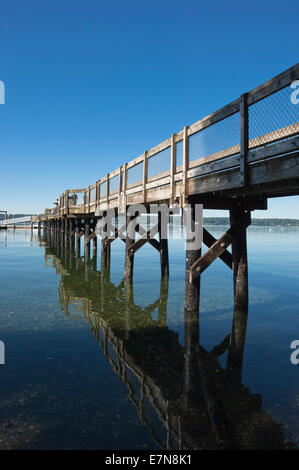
[38,63,299,317]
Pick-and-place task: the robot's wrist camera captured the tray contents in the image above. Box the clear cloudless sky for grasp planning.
[0,0,298,217]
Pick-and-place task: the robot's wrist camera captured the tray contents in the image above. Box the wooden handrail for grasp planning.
[47,63,298,216]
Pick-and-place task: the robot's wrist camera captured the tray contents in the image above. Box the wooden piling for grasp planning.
[230,209,250,313]
[184,204,201,319]
[158,211,169,278]
[69,219,75,251]
[64,218,68,246]
[124,212,136,283]
[101,212,111,271]
[84,219,91,262]
[227,208,250,382]
[92,219,98,255]
[76,218,81,255]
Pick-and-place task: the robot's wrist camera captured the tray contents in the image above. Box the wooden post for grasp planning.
[93,219,98,256]
[158,211,169,278]
[124,212,136,283]
[61,217,65,247]
[170,134,176,207]
[56,219,60,244]
[76,218,81,255]
[183,207,200,413]
[84,219,91,262]
[101,212,111,271]
[240,93,249,187]
[184,203,201,342]
[142,151,148,203]
[69,219,75,251]
[230,209,250,314]
[65,190,69,214]
[106,174,110,209]
[227,209,250,384]
[182,126,189,207]
[64,217,68,246]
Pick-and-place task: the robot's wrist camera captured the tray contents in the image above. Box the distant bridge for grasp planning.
[0,215,39,228]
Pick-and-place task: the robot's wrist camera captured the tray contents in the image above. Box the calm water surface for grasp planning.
[0,225,298,450]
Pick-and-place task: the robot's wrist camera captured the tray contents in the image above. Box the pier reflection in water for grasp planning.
[43,238,296,450]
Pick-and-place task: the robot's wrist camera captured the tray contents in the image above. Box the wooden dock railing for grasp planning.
[42,63,299,219]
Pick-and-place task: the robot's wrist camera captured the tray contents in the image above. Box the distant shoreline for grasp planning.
[1,214,299,227]
[203,217,299,227]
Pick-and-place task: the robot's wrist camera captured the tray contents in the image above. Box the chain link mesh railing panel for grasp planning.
[249,84,299,148]
[90,187,96,202]
[100,181,107,196]
[109,174,119,193]
[147,146,171,178]
[176,140,183,168]
[189,112,240,164]
[127,161,143,186]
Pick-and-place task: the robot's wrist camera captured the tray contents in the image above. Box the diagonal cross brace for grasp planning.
[190,212,251,282]
[128,224,160,257]
[85,231,96,243]
[203,228,232,270]
[102,223,127,248]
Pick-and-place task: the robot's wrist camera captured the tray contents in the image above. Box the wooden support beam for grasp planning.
[182,126,189,207]
[190,211,251,281]
[184,203,201,372]
[84,219,91,261]
[158,211,169,278]
[127,228,155,257]
[203,227,232,269]
[93,222,98,255]
[142,151,148,203]
[69,219,75,250]
[124,213,136,283]
[101,212,111,270]
[240,93,249,187]
[137,225,160,251]
[63,217,68,246]
[170,134,176,207]
[85,231,96,243]
[75,219,81,254]
[230,209,250,312]
[226,208,250,382]
[102,223,126,248]
[128,233,149,256]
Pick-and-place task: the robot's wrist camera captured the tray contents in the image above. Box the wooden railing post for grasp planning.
[118,166,123,214]
[88,186,91,212]
[118,166,123,196]
[170,134,176,207]
[182,126,189,207]
[106,173,110,209]
[240,93,249,186]
[142,151,148,203]
[65,190,69,214]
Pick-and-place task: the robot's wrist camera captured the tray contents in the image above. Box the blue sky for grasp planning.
[0,0,298,217]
